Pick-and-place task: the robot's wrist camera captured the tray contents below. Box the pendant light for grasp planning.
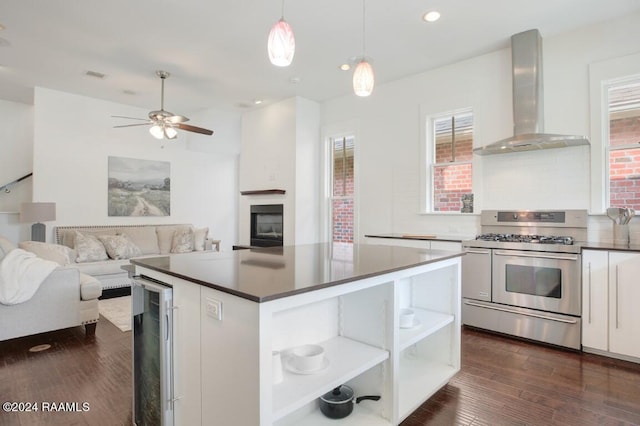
[268,0,295,67]
[353,0,374,97]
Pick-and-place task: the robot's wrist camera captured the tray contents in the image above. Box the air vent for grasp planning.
[85,70,106,79]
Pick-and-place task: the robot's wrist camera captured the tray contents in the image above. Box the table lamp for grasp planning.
[20,202,56,242]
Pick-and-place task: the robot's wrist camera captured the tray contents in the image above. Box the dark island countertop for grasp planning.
[130,243,464,303]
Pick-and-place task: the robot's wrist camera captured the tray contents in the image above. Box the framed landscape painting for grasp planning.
[108,156,170,216]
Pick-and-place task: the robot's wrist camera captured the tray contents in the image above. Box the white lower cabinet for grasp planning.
[581,250,608,351]
[608,251,640,359]
[365,237,461,253]
[164,257,460,425]
[582,250,640,360]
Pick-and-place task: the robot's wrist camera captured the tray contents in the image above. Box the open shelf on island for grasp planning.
[398,355,458,421]
[398,308,454,351]
[283,404,391,426]
[272,336,389,422]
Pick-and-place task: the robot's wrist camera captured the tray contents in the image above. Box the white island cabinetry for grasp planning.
[132,244,462,425]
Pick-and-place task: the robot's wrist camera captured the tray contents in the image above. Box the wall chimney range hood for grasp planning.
[474,29,589,155]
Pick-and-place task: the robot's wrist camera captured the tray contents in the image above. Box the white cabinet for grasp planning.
[581,250,608,351]
[365,237,461,252]
[582,250,640,360]
[609,251,640,359]
[143,255,461,425]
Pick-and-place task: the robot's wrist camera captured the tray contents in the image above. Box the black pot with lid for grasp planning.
[319,385,381,419]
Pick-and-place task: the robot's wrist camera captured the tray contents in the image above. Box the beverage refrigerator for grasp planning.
[132,277,174,426]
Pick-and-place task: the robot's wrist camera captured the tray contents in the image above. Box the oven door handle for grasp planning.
[493,250,579,261]
[464,300,579,324]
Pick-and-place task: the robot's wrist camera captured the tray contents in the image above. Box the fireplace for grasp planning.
[250,204,283,247]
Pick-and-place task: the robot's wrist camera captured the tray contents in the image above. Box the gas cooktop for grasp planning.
[475,233,574,245]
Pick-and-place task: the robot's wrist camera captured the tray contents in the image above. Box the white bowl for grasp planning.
[399,308,415,328]
[291,344,325,372]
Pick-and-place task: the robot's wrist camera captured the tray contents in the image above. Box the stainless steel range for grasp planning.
[462,210,587,349]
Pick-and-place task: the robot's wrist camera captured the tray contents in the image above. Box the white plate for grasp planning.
[285,357,330,375]
[400,318,422,329]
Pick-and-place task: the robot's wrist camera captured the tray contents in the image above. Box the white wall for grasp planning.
[239,97,320,246]
[30,88,241,249]
[0,99,34,242]
[321,13,640,240]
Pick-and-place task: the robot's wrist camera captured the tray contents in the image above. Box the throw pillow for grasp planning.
[74,231,109,263]
[171,228,194,253]
[18,241,77,266]
[193,227,209,251]
[97,234,142,260]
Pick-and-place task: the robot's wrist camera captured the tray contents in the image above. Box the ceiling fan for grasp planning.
[113,70,214,140]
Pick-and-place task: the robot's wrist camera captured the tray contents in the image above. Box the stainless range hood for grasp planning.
[474,29,589,155]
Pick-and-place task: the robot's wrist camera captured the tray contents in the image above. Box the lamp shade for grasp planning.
[20,202,56,223]
[353,59,375,97]
[268,18,295,67]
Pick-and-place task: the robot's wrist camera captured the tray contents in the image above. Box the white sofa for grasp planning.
[53,224,216,291]
[0,237,102,341]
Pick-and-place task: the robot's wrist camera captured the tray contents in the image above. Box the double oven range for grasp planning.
[462,210,587,350]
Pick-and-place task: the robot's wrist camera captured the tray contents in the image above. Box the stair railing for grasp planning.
[0,172,33,194]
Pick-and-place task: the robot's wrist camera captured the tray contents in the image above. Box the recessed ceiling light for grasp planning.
[339,63,351,71]
[423,11,441,22]
[254,99,263,105]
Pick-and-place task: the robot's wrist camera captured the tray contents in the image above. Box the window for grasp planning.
[329,136,355,244]
[429,110,474,212]
[607,79,640,210]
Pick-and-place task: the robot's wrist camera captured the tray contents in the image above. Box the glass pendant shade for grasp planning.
[353,59,374,97]
[268,18,295,67]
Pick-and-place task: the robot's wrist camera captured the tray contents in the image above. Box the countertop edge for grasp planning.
[131,250,465,303]
[365,234,470,243]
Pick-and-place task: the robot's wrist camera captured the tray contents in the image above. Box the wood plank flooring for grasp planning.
[1,319,640,425]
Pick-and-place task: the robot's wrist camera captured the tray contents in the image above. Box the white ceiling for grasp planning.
[1,0,639,115]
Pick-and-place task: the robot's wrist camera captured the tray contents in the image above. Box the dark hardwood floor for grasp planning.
[1,319,640,425]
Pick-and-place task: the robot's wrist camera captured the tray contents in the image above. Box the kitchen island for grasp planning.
[130,243,463,425]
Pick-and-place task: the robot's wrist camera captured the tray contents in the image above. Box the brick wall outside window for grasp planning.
[609,115,640,210]
[433,133,473,212]
[332,153,354,243]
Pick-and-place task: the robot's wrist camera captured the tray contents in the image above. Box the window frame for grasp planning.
[604,77,640,209]
[588,53,640,214]
[321,121,359,244]
[425,107,474,213]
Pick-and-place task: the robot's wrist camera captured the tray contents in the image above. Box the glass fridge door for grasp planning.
[132,278,173,426]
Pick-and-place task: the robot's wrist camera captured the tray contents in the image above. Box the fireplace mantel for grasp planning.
[240,189,286,196]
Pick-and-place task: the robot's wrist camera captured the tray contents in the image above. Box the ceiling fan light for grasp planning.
[164,126,178,139]
[268,18,295,67]
[149,124,164,139]
[353,59,374,97]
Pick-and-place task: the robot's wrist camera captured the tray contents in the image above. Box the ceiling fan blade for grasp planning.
[166,115,189,124]
[111,115,149,121]
[176,123,214,136]
[113,123,152,128]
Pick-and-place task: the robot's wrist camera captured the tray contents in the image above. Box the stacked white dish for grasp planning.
[286,344,330,374]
